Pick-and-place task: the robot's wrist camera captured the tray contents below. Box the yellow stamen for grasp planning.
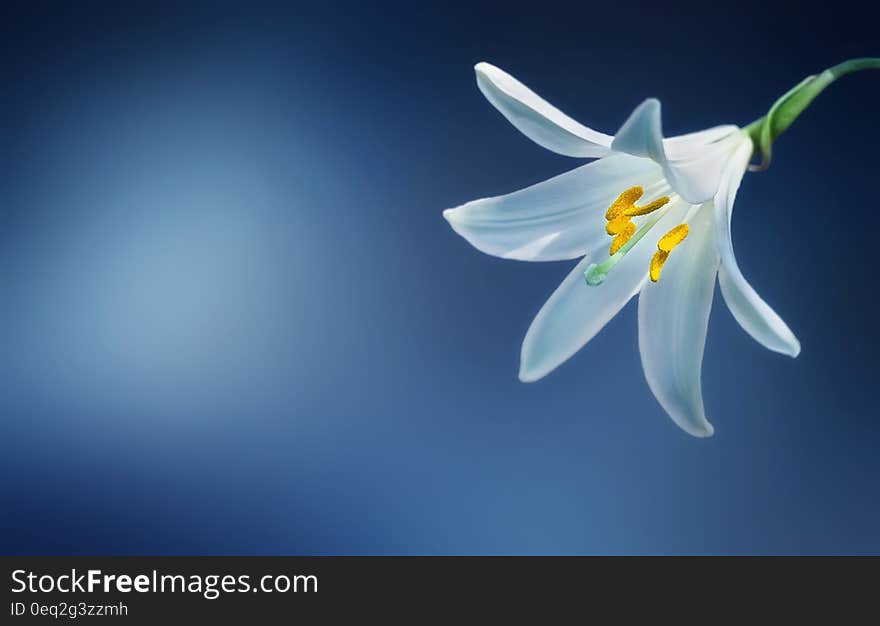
[650,224,689,282]
[609,222,636,254]
[624,195,670,217]
[605,186,644,220]
[649,251,668,282]
[606,215,633,236]
[657,223,689,252]
[603,187,674,258]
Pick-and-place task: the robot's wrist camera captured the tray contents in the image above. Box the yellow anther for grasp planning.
[606,215,633,236]
[605,186,644,220]
[624,195,670,217]
[657,223,689,252]
[650,224,689,282]
[650,251,669,282]
[602,186,677,263]
[609,222,636,254]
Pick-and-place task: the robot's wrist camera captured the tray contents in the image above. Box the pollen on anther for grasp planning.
[605,186,644,220]
[625,195,670,217]
[650,250,669,282]
[658,224,689,252]
[610,223,636,255]
[606,215,632,235]
[650,223,690,282]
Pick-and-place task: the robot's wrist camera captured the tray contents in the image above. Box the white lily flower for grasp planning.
[444,62,803,437]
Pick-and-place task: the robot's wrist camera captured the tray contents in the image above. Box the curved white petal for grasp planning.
[638,203,718,438]
[663,125,739,150]
[715,139,801,357]
[474,62,614,158]
[611,98,742,204]
[444,154,663,261]
[519,200,688,381]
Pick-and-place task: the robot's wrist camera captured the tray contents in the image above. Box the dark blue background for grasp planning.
[2,1,878,554]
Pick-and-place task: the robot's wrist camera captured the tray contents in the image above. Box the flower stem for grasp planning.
[746,57,880,171]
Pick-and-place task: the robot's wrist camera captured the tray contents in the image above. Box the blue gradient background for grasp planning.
[2,1,878,554]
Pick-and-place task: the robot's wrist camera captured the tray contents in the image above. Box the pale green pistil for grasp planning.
[585,211,666,285]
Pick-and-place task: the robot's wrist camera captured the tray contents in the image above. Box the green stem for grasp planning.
[746,57,880,170]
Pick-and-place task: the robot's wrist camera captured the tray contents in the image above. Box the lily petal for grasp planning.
[444,154,663,261]
[638,203,718,437]
[715,139,801,357]
[520,199,688,381]
[475,62,614,158]
[611,98,741,204]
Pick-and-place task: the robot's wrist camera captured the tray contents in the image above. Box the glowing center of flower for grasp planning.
[584,186,690,286]
[604,186,670,254]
